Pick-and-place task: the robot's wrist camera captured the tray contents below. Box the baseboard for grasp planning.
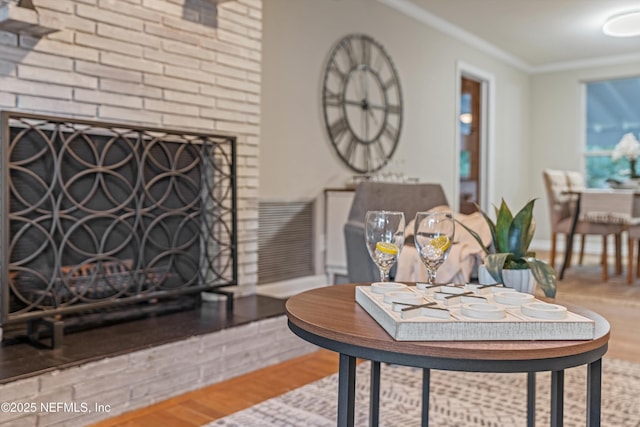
[256,275,329,299]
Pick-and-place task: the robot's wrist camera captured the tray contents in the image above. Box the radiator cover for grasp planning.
[258,200,314,284]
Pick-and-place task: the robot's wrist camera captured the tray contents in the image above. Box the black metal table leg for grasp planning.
[422,368,430,427]
[527,372,536,427]
[286,289,609,427]
[587,359,602,427]
[560,192,581,279]
[550,370,565,427]
[338,353,356,427]
[370,361,381,426]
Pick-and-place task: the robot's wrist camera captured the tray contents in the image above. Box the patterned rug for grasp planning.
[206,357,640,427]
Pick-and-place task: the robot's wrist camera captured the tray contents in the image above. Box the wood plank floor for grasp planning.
[92,267,640,427]
[90,349,342,427]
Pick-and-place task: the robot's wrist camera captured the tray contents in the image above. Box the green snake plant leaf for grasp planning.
[523,256,557,298]
[494,199,513,253]
[454,218,490,255]
[468,199,557,298]
[485,252,511,283]
[477,206,498,254]
[508,199,536,258]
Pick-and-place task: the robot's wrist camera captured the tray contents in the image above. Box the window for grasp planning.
[585,77,640,187]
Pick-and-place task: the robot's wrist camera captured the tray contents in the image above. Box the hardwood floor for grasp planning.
[90,349,342,427]
[549,253,640,365]
[92,270,640,426]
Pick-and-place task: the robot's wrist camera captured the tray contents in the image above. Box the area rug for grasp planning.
[206,357,640,427]
[555,267,640,309]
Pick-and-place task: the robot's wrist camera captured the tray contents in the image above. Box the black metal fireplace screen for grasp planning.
[0,111,237,327]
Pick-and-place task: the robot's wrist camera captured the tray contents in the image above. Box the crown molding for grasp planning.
[530,51,640,74]
[377,0,533,73]
[378,0,640,75]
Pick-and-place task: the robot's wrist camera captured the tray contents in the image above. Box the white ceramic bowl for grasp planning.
[521,302,567,320]
[371,282,407,294]
[461,303,505,320]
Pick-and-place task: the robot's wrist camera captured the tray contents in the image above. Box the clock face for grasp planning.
[322,34,403,174]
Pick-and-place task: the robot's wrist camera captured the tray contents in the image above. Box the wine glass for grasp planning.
[414,211,455,285]
[365,211,405,282]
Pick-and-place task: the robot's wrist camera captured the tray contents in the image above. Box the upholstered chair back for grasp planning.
[343,182,449,283]
[543,169,572,230]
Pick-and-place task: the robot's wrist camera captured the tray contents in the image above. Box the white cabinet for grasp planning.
[324,189,355,283]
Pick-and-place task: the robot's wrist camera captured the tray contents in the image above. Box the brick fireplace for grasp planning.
[0,1,315,425]
[0,0,262,310]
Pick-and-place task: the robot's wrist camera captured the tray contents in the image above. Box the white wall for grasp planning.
[260,0,532,274]
[531,62,640,243]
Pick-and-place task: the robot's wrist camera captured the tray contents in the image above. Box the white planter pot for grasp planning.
[477,264,495,286]
[477,264,536,294]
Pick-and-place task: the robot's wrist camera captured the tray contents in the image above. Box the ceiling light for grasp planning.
[603,11,640,37]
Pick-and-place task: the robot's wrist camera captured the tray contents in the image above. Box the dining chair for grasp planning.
[564,170,587,264]
[543,169,580,270]
[542,169,625,281]
[626,225,640,284]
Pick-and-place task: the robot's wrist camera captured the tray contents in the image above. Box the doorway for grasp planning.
[459,76,482,214]
[456,62,494,215]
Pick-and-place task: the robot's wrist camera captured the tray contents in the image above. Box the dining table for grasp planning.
[559,187,640,279]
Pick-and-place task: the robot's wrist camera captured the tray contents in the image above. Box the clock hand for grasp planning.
[344,99,364,107]
[359,69,367,101]
[353,72,364,100]
[363,69,369,100]
[366,103,387,111]
[365,103,369,140]
[366,109,380,126]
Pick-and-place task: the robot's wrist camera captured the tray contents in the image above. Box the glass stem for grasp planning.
[427,268,437,285]
[379,269,388,282]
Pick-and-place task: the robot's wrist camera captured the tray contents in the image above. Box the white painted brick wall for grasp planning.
[75,60,142,82]
[0,3,269,416]
[0,316,317,426]
[0,0,262,297]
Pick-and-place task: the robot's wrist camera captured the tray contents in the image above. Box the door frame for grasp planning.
[454,61,495,213]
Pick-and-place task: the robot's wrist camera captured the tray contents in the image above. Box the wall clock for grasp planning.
[322,33,403,174]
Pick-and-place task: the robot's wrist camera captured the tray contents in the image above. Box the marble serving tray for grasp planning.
[355,284,595,341]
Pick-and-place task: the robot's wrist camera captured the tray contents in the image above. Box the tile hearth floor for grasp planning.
[0,294,287,384]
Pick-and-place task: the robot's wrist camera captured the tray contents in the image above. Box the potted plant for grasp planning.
[457,199,557,298]
[611,132,640,180]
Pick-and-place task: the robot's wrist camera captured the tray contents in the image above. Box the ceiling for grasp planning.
[406,0,640,72]
[394,0,640,141]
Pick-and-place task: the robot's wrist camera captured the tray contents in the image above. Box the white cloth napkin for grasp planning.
[581,189,636,224]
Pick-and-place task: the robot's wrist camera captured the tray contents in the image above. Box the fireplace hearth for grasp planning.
[0,111,238,347]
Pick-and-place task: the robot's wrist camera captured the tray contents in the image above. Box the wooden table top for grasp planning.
[285,284,610,361]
